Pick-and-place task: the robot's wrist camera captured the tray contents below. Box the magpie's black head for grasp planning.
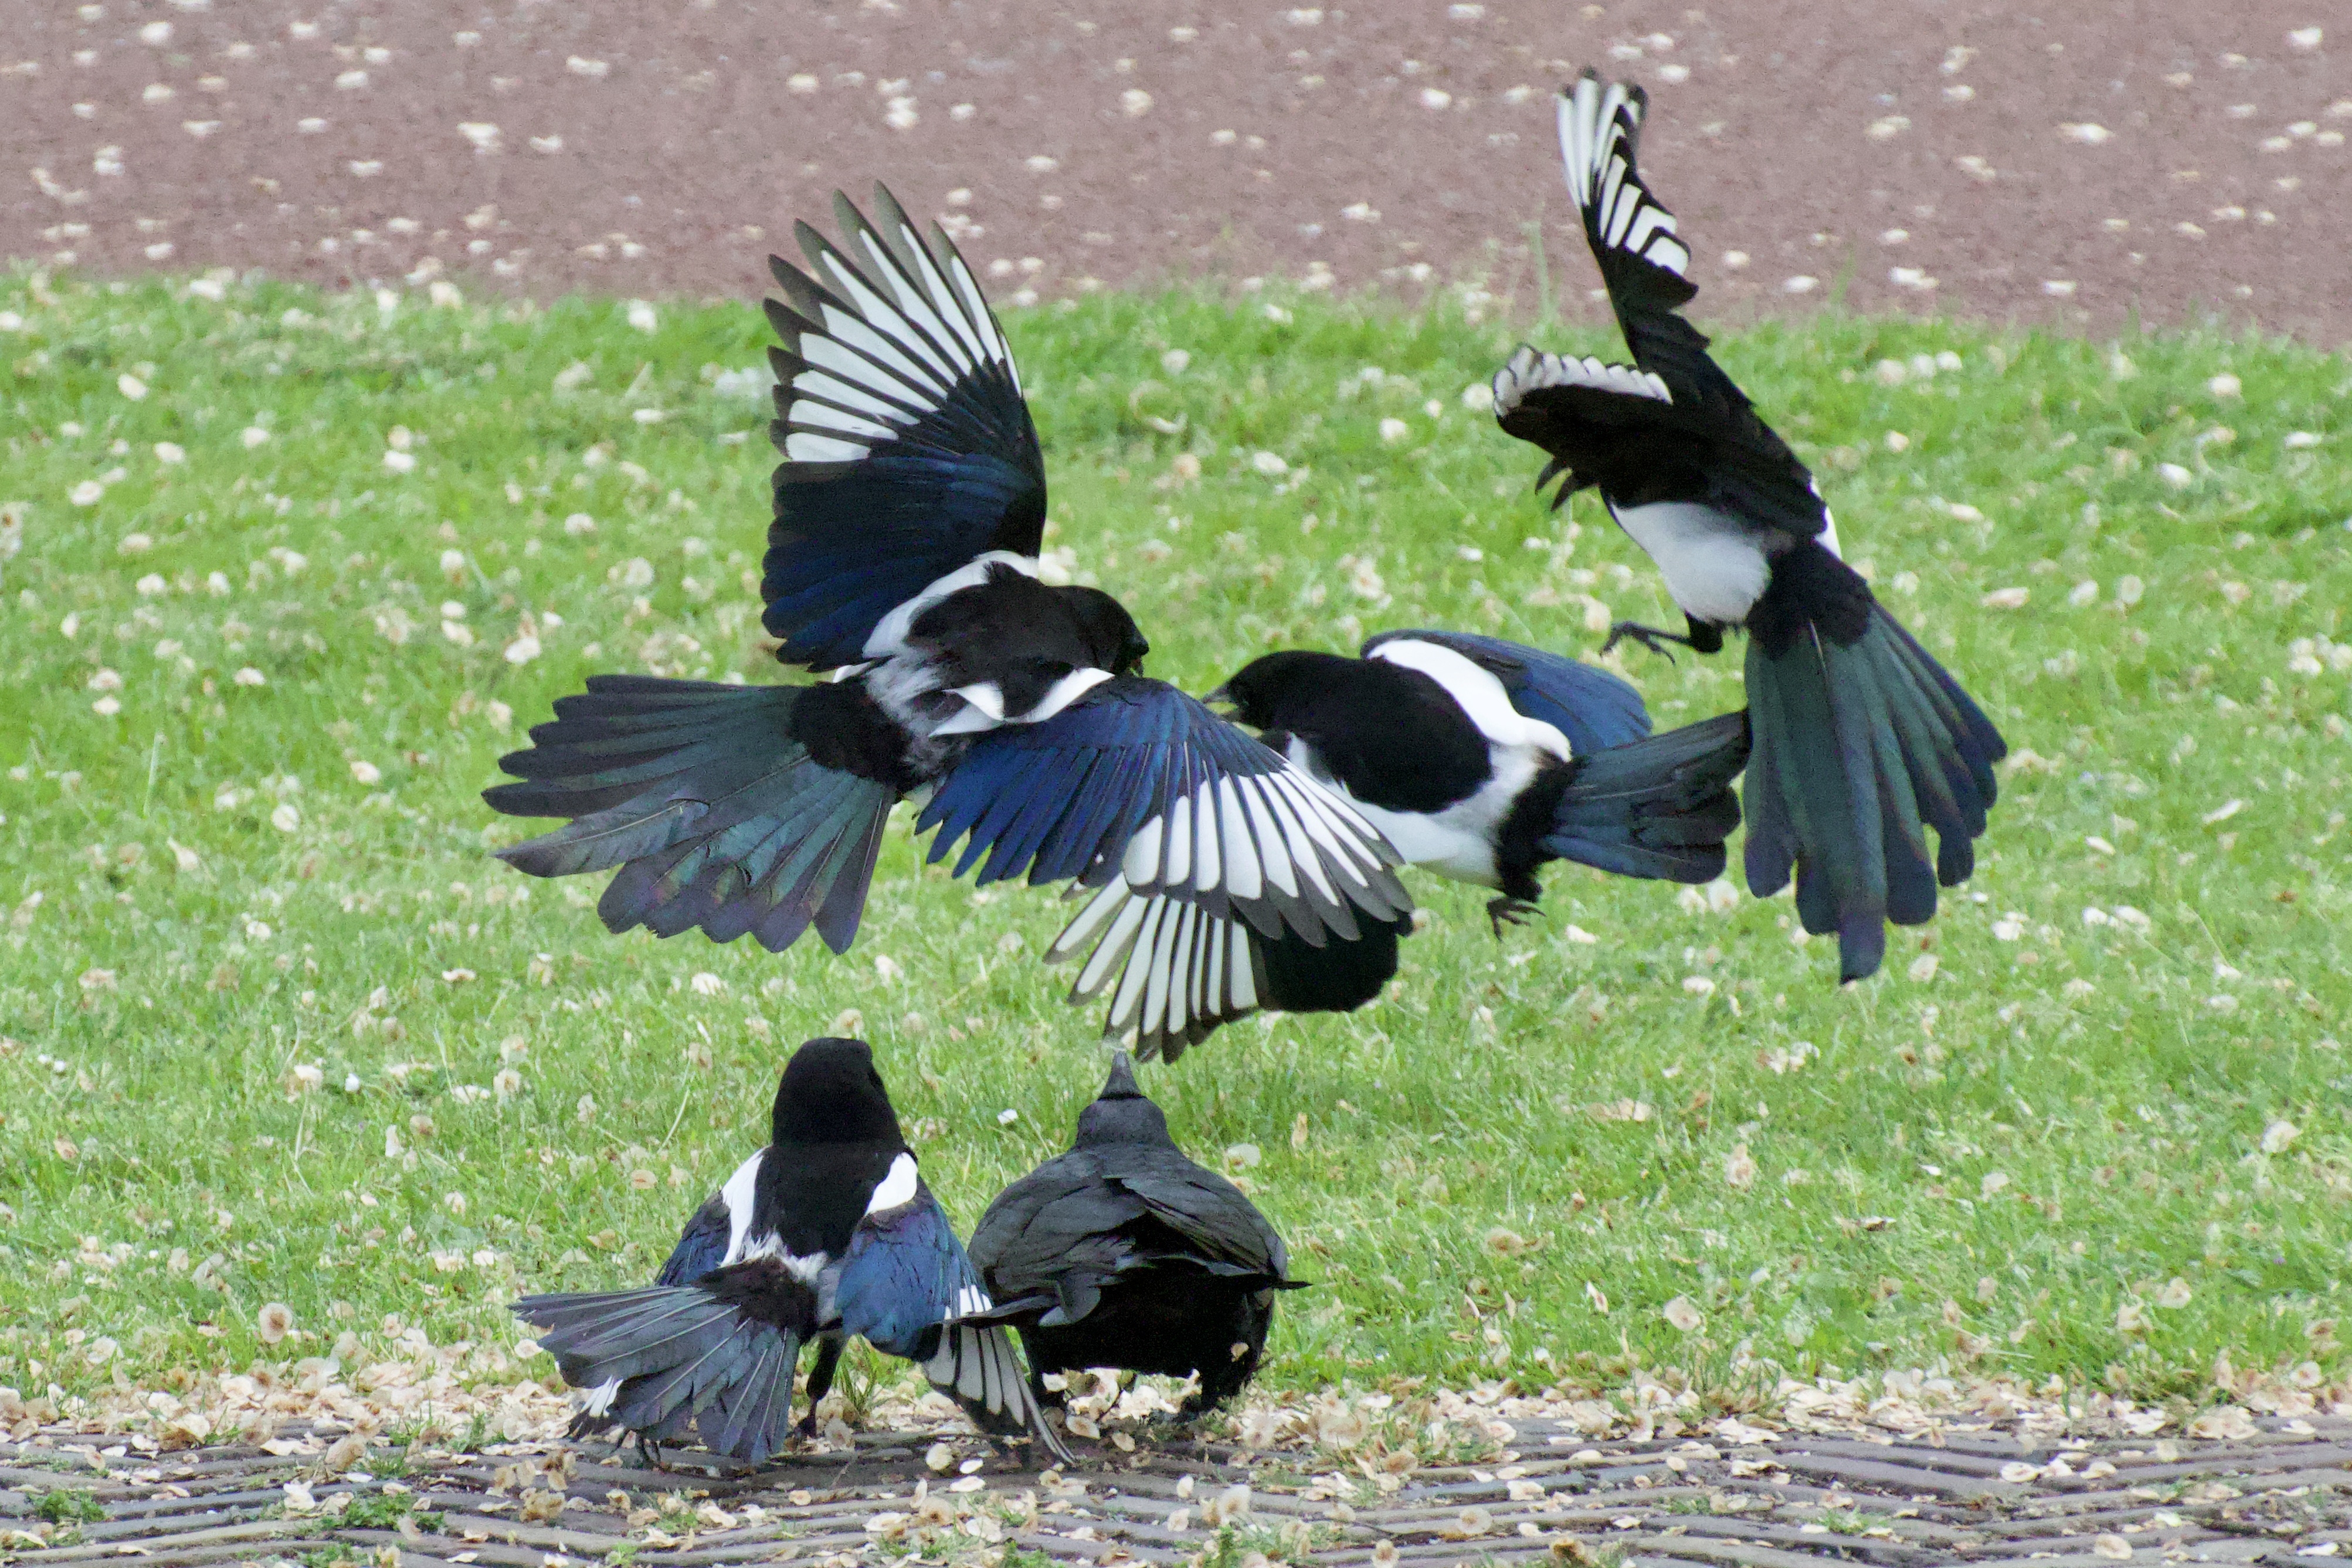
[1056,586,1150,677]
[1208,650,1354,731]
[1071,1050,1173,1149]
[771,1036,905,1149]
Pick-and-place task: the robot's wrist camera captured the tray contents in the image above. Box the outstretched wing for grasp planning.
[761,184,1047,669]
[1504,72,1824,535]
[1362,630,1650,755]
[831,1180,1071,1462]
[922,678,1409,943]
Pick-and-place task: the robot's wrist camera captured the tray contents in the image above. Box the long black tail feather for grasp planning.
[1742,548,2006,980]
[518,1282,808,1465]
[1543,711,1750,883]
[484,675,898,955]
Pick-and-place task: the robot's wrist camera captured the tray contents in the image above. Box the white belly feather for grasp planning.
[1611,500,1771,625]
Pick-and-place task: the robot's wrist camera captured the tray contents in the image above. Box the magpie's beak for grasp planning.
[1202,682,1231,707]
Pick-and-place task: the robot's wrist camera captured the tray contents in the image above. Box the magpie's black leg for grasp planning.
[1682,615,1725,656]
[1486,897,1542,939]
[1599,620,1701,661]
[634,1433,668,1469]
[796,1336,846,1438]
[1029,1366,1064,1413]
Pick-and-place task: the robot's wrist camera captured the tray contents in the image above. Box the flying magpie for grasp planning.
[964,1051,1302,1416]
[1204,630,1750,936]
[516,1036,1069,1465]
[484,186,1410,1055]
[1489,72,2008,982]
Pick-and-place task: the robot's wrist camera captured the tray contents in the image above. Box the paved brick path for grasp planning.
[6,1414,2352,1565]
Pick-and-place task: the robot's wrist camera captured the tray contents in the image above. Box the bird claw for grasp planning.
[1486,897,1541,938]
[1598,621,1691,663]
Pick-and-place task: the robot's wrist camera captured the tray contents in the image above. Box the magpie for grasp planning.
[1203,629,1750,936]
[483,185,1410,1055]
[516,1036,1070,1465]
[1489,72,2008,982]
[963,1051,1302,1415]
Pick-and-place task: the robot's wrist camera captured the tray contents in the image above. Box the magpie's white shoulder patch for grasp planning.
[1367,639,1572,759]
[861,551,1038,661]
[717,1148,766,1267]
[864,1150,920,1216]
[1491,346,1671,418]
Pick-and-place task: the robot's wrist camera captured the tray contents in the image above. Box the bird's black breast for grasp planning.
[754,1142,904,1260]
[1257,658,1492,814]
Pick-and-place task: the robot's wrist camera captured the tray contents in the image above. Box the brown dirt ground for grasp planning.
[3,2,2348,341]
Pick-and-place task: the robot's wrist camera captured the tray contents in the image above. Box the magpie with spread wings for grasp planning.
[484,187,1410,1051]
[1051,632,1745,1048]
[1212,630,1749,932]
[1489,73,2008,982]
[518,1036,1068,1466]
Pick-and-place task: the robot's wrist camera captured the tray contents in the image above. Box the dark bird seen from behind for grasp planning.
[517,1036,1067,1465]
[1490,72,2008,981]
[965,1053,1304,1416]
[484,186,1410,1056]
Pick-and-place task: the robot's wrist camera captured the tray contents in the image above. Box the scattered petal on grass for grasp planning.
[234,666,266,687]
[1908,953,1940,982]
[257,1302,293,1343]
[2262,1119,2300,1154]
[269,802,300,832]
[1723,1143,1757,1190]
[349,759,381,786]
[2207,372,2242,398]
[1379,417,1409,443]
[118,372,149,401]
[2202,799,2245,826]
[70,480,104,506]
[1662,1295,1705,1332]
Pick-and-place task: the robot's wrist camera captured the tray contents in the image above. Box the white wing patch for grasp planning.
[775,197,1024,470]
[864,1151,919,1216]
[579,1377,622,1417]
[718,1149,766,1267]
[1050,884,1265,1054]
[1490,345,1671,419]
[1557,73,1692,280]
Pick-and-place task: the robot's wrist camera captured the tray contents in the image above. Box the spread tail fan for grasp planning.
[516,1262,817,1465]
[485,675,900,955]
[1743,544,2007,981]
[1543,711,1750,883]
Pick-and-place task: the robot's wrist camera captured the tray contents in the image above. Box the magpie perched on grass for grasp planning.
[484,186,1410,1055]
[964,1052,1302,1416]
[1490,72,2008,981]
[517,1036,1068,1465]
[1206,630,1749,935]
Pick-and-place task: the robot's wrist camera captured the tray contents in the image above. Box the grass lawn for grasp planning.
[1,267,2348,1426]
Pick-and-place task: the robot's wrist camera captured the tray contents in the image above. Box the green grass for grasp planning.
[2,269,2349,1418]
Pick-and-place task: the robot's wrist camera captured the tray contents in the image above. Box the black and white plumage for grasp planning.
[965,1053,1304,1414]
[1491,73,2008,982]
[1209,630,1750,935]
[484,186,1410,1054]
[517,1037,1068,1465]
